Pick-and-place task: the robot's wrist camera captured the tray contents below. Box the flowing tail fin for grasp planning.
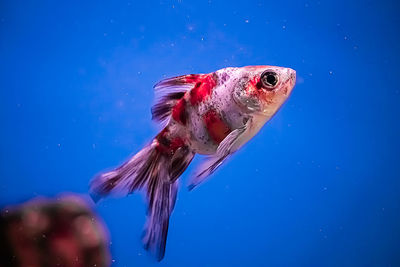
[90,131,194,261]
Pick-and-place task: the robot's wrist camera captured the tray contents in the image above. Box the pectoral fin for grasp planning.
[188,121,250,190]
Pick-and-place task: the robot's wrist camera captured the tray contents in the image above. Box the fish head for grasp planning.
[232,65,296,118]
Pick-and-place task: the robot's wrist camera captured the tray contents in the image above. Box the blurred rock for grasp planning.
[0,195,110,267]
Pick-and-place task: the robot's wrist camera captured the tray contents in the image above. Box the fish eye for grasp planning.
[260,71,279,89]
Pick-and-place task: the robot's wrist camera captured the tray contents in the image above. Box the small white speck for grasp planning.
[282,25,286,29]
[329,71,333,75]
[116,100,124,108]
[245,19,249,23]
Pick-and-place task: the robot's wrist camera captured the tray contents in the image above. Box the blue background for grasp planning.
[1,0,399,266]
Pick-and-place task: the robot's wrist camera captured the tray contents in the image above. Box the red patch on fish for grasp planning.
[203,109,231,144]
[246,75,273,104]
[169,137,185,151]
[189,74,217,105]
[247,76,261,94]
[182,74,202,83]
[171,98,187,125]
[156,128,185,155]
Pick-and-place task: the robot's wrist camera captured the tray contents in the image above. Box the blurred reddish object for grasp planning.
[0,195,110,267]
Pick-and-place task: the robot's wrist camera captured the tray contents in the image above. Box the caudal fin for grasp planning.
[90,143,157,201]
[90,134,194,260]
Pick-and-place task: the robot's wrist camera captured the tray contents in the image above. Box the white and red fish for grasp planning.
[90,65,296,260]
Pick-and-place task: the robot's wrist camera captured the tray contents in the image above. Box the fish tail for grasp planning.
[90,128,194,261]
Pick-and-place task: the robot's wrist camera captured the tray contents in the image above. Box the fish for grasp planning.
[90,65,296,261]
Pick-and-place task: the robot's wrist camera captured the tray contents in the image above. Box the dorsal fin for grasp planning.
[154,74,205,91]
[151,91,185,124]
[151,74,204,125]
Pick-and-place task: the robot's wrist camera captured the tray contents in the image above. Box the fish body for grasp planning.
[90,65,296,260]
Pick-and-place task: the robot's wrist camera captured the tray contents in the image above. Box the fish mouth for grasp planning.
[286,68,296,87]
[283,68,296,96]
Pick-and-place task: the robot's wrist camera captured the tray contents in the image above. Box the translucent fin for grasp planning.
[90,143,158,200]
[90,133,195,261]
[188,126,247,190]
[151,74,203,126]
[153,74,204,92]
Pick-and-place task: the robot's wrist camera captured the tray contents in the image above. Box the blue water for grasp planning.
[1,1,399,266]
